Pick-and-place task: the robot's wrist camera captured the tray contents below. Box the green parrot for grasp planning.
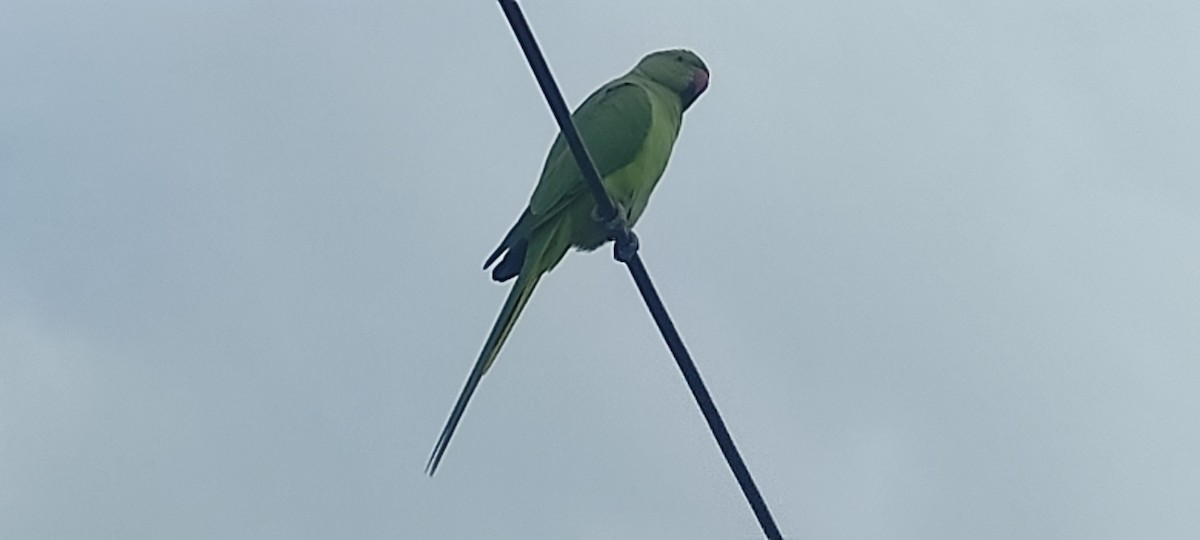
[427,49,709,475]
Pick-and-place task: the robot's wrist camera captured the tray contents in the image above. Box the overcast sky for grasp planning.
[3,1,1199,538]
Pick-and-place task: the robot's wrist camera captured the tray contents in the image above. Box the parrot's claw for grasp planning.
[613,231,640,262]
[592,202,638,262]
[593,202,630,235]
[605,215,626,235]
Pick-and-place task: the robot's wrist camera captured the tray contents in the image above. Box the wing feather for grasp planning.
[528,81,653,221]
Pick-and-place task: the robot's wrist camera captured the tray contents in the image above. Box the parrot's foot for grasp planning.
[592,202,638,262]
[592,202,631,236]
[613,231,640,263]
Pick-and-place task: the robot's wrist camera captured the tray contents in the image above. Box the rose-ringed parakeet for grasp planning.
[427,49,709,475]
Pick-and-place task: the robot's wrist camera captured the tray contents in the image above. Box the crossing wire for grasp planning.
[495,2,784,538]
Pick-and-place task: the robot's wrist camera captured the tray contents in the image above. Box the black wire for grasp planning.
[495,0,630,245]
[496,2,783,538]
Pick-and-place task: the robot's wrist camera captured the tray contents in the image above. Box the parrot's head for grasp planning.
[635,49,709,112]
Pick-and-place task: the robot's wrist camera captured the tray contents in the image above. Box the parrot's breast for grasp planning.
[601,85,682,225]
[568,81,684,252]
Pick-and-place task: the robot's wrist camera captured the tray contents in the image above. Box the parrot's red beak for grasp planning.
[693,69,709,95]
[682,69,709,111]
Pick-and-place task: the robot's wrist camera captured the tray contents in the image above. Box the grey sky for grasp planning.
[3,1,1198,538]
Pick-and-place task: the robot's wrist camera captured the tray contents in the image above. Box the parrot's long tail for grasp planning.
[426,269,542,475]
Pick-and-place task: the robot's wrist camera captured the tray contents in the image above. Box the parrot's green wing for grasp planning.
[527,81,653,221]
[484,81,654,279]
